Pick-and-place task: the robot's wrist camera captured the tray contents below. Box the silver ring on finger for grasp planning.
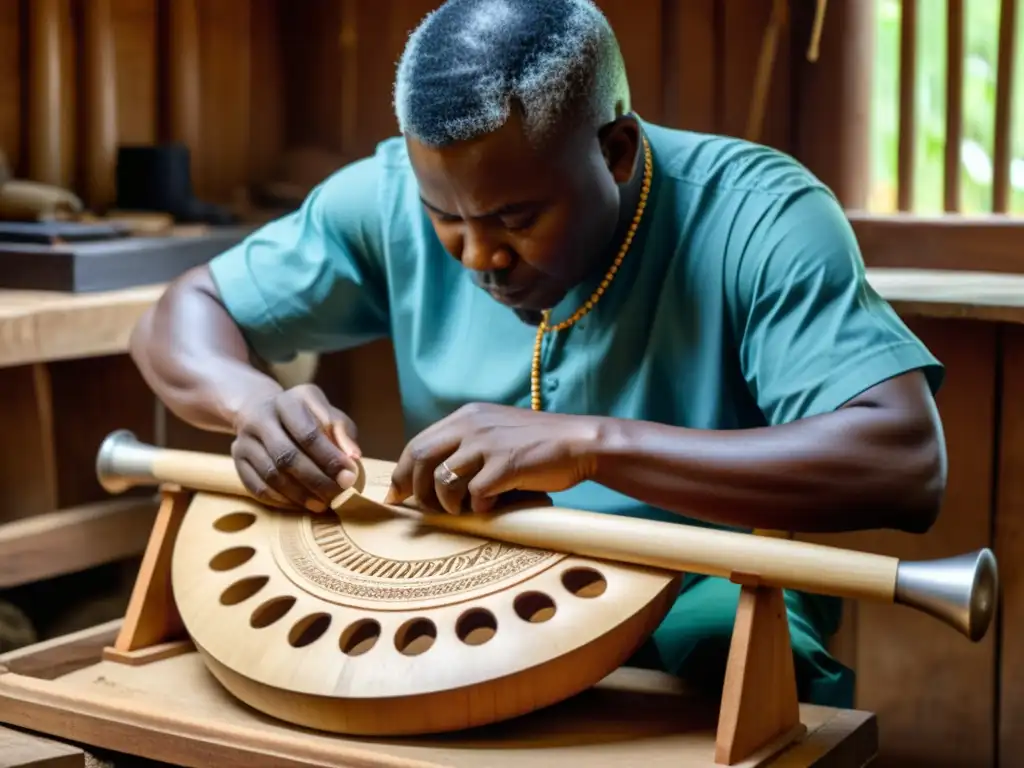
[437,461,460,486]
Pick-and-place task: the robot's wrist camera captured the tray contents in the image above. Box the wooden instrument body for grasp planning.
[171,460,681,735]
[93,430,996,763]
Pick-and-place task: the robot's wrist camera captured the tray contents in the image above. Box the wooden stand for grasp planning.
[0,487,878,767]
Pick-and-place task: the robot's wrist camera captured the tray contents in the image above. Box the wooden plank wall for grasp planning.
[0,1,993,766]
[0,0,805,503]
[0,0,797,207]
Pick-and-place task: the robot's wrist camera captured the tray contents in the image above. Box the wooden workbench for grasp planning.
[0,620,879,768]
[0,283,162,368]
[0,267,1018,767]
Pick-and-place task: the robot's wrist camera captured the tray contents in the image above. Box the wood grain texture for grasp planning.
[995,327,1024,763]
[111,0,158,147]
[0,0,802,211]
[111,489,187,653]
[715,587,801,764]
[0,724,84,768]
[0,497,156,589]
[791,0,873,208]
[0,0,21,173]
[661,0,718,133]
[194,0,251,203]
[169,484,680,736]
[0,640,878,768]
[797,318,998,767]
[0,364,57,522]
[595,0,664,123]
[0,284,162,368]
[47,355,156,508]
[0,620,122,681]
[851,213,1024,274]
[81,0,118,212]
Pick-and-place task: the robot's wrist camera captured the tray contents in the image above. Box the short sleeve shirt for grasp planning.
[209,120,944,632]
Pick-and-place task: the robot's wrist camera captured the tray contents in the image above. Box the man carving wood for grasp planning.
[129,0,947,710]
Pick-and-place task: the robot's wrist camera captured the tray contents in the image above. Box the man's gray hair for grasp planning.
[393,0,631,147]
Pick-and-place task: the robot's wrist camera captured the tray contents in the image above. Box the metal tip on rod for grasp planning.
[96,429,155,494]
[894,548,998,642]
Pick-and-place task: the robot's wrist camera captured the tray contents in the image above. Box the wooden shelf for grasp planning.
[0,497,157,589]
[868,269,1024,325]
[0,284,162,368]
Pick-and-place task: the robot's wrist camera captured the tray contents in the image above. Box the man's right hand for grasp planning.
[230,384,362,513]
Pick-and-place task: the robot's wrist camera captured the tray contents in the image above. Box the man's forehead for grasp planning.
[406,121,564,213]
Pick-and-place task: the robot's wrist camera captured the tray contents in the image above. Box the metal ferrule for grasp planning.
[95,429,157,494]
[894,548,998,642]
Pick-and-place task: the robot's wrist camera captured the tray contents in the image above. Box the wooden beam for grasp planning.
[0,498,157,589]
[81,0,118,212]
[992,0,1019,213]
[0,620,122,681]
[793,0,874,208]
[849,212,1024,274]
[0,284,163,368]
[0,724,84,767]
[944,0,964,212]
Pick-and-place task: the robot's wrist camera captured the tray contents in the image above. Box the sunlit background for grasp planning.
[869,0,1024,214]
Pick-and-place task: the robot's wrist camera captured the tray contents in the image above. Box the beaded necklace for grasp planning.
[530,135,653,411]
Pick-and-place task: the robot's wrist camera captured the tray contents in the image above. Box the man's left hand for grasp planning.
[384,403,601,515]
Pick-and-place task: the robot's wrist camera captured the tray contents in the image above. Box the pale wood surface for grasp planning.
[0,620,122,681]
[0,649,877,768]
[716,586,801,764]
[106,439,920,605]
[869,269,1024,324]
[0,284,162,368]
[0,723,85,768]
[90,445,883,762]
[111,490,187,654]
[171,484,680,736]
[0,619,878,768]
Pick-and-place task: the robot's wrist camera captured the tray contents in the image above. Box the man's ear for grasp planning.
[598,115,641,184]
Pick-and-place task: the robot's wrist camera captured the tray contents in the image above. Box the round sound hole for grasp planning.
[395,618,437,656]
[561,567,607,598]
[213,512,257,532]
[514,591,556,623]
[289,613,332,648]
[250,596,296,629]
[209,546,256,571]
[456,608,497,646]
[340,619,381,656]
[220,576,269,606]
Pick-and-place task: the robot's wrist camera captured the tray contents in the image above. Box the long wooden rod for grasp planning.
[897,0,917,212]
[992,0,1019,213]
[93,430,1000,644]
[82,0,118,212]
[161,0,201,151]
[944,0,964,213]
[27,0,66,186]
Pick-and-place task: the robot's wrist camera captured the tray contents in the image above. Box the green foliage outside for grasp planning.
[869,0,1024,214]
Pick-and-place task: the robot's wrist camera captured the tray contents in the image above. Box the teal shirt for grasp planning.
[208,120,943,695]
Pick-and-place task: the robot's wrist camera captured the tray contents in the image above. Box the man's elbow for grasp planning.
[896,422,948,535]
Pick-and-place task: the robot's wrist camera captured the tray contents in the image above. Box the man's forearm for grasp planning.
[130,266,284,433]
[585,390,945,534]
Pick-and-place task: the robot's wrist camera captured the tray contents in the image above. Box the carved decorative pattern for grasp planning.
[276,516,559,603]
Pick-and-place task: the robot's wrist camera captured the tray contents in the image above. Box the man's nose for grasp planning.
[460,226,507,271]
